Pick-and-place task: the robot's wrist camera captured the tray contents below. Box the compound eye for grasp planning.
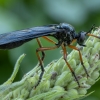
[78,31,86,45]
[80,32,86,41]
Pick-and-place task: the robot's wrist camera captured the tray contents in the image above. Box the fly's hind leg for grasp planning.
[35,37,58,88]
[36,37,56,62]
[36,38,45,61]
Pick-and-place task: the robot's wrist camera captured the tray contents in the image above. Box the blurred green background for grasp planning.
[0,0,100,100]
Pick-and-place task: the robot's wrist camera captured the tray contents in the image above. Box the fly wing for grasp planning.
[0,24,61,45]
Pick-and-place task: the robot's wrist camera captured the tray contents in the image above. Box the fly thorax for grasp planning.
[64,32,74,45]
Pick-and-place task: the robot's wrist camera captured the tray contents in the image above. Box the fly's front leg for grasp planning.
[87,33,100,39]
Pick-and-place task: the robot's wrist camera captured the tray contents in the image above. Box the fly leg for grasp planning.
[61,44,81,87]
[36,36,56,62]
[87,33,100,39]
[36,38,45,62]
[68,45,89,77]
[35,37,58,88]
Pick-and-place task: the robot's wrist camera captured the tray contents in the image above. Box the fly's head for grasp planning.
[76,25,95,46]
[76,31,86,46]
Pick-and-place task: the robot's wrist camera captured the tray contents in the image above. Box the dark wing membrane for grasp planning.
[0,25,61,45]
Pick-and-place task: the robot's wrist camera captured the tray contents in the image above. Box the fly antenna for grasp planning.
[86,24,95,35]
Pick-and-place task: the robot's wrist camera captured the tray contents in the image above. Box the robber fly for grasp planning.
[0,23,99,87]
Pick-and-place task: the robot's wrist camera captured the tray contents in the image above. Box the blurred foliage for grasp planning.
[0,0,100,100]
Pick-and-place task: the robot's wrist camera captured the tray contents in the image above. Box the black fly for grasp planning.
[0,23,99,87]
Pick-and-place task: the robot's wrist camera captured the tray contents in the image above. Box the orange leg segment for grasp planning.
[36,38,45,61]
[70,39,77,45]
[68,45,89,77]
[61,44,80,87]
[35,45,59,88]
[42,36,56,44]
[87,33,100,39]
